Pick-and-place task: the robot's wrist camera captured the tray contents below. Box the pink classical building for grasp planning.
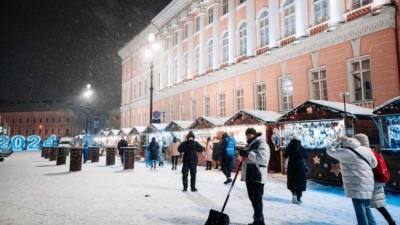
[118,0,400,127]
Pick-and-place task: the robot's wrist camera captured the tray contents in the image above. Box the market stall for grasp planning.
[118,128,133,143]
[372,96,400,190]
[224,109,281,173]
[276,100,376,185]
[164,120,193,163]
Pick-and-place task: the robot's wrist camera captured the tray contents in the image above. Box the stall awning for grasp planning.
[225,109,282,125]
[130,126,146,134]
[373,96,400,116]
[143,123,168,133]
[165,120,193,131]
[188,117,229,129]
[276,100,374,123]
[118,128,133,136]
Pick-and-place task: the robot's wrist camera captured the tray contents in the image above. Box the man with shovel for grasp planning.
[239,128,270,225]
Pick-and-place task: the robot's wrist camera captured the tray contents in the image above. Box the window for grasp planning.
[58,117,61,122]
[184,53,188,78]
[239,23,247,56]
[66,117,70,123]
[218,93,226,117]
[208,41,213,68]
[184,24,188,39]
[222,0,228,15]
[259,11,269,47]
[32,118,36,123]
[349,57,373,101]
[66,128,70,135]
[26,129,29,135]
[235,89,244,112]
[170,105,174,121]
[39,129,41,135]
[45,129,48,135]
[195,47,200,73]
[191,99,196,120]
[314,0,328,25]
[144,80,147,95]
[180,102,185,120]
[139,82,142,97]
[116,115,119,121]
[239,0,246,4]
[222,32,229,62]
[255,83,266,110]
[208,7,213,24]
[18,130,21,135]
[133,84,137,98]
[174,31,178,45]
[279,76,293,111]
[26,118,30,123]
[283,0,295,37]
[11,130,14,136]
[51,129,54,134]
[352,0,372,10]
[174,59,178,82]
[19,118,22,123]
[204,97,210,117]
[196,16,200,32]
[12,119,15,124]
[52,117,55,123]
[310,68,328,100]
[39,118,42,123]
[57,129,60,135]
[32,129,35,135]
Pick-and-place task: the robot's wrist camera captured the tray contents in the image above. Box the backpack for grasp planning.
[372,150,391,183]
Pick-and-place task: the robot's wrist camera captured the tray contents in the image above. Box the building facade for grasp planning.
[118,0,400,127]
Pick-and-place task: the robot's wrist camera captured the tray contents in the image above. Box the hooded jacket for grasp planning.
[240,136,270,184]
[148,137,160,160]
[327,137,377,199]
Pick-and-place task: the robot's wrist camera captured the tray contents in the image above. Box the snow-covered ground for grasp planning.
[0,151,399,225]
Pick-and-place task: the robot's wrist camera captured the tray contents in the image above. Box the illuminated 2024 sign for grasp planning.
[0,135,57,151]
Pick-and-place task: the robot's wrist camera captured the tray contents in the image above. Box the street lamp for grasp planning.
[339,92,349,136]
[145,33,160,124]
[84,84,93,136]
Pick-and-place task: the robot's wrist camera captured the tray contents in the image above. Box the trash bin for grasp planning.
[42,147,50,159]
[70,147,83,172]
[49,147,57,161]
[106,146,115,165]
[122,147,140,169]
[89,146,100,163]
[56,147,67,165]
[41,147,45,157]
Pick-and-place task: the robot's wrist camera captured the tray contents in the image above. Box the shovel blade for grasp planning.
[205,209,230,225]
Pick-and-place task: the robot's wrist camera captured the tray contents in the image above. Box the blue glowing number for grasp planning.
[0,135,10,150]
[43,135,56,147]
[27,135,41,150]
[11,135,26,150]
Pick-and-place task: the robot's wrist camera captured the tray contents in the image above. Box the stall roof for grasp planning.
[108,129,120,136]
[225,109,282,125]
[118,128,133,136]
[100,130,110,136]
[373,96,400,115]
[188,116,229,129]
[143,123,168,133]
[165,120,193,131]
[131,126,146,134]
[276,100,374,123]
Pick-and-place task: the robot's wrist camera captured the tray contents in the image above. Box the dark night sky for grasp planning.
[0,0,172,115]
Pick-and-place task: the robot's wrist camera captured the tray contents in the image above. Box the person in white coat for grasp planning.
[239,128,270,225]
[327,136,378,225]
[353,134,396,225]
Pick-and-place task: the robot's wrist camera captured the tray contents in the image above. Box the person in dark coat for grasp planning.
[178,131,204,192]
[212,137,221,169]
[148,137,159,169]
[117,136,128,165]
[283,134,308,204]
[82,142,89,163]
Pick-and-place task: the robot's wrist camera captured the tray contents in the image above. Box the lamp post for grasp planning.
[339,92,349,136]
[84,84,93,136]
[146,33,160,125]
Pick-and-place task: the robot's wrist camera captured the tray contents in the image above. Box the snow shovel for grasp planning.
[204,157,245,225]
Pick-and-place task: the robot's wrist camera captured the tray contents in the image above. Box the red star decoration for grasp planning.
[330,163,341,177]
[313,155,320,164]
[306,107,313,114]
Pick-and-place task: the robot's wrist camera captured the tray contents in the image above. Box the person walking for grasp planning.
[283,134,308,204]
[169,137,180,170]
[204,137,213,170]
[117,136,128,165]
[220,132,235,184]
[148,137,159,169]
[238,127,270,225]
[145,144,152,167]
[178,131,204,192]
[327,136,378,225]
[82,142,89,163]
[212,137,221,169]
[353,134,396,225]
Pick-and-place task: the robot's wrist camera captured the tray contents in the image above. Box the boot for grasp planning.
[224,178,232,185]
[174,162,178,170]
[208,161,212,170]
[292,193,297,204]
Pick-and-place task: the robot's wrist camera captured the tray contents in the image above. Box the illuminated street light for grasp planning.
[84,84,93,136]
[146,33,160,124]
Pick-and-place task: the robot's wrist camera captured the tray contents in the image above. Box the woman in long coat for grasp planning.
[204,137,213,170]
[169,137,180,170]
[148,137,159,169]
[283,134,308,204]
[212,137,221,169]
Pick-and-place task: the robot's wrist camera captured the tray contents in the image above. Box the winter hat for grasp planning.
[222,132,228,138]
[292,134,301,140]
[187,131,195,139]
[353,134,370,147]
[245,128,257,136]
[342,137,361,149]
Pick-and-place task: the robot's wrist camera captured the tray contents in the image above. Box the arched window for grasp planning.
[222,32,229,62]
[208,40,213,68]
[283,0,295,37]
[259,11,269,47]
[184,53,188,78]
[239,23,247,56]
[195,47,200,73]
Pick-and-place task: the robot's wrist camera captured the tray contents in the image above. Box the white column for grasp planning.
[246,0,255,57]
[187,12,194,79]
[269,0,279,49]
[159,36,166,89]
[167,30,173,87]
[212,1,219,71]
[198,5,206,75]
[176,20,183,83]
[329,0,344,26]
[228,0,236,65]
[295,0,308,39]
